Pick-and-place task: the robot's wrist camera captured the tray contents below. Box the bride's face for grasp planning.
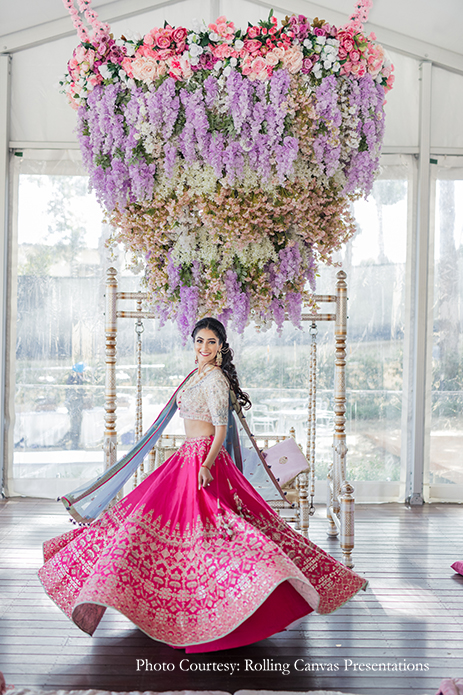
[194,328,221,369]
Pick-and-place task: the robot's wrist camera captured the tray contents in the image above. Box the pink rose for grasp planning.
[272,46,285,60]
[314,27,326,37]
[168,55,192,80]
[144,33,155,46]
[131,56,165,82]
[350,50,360,62]
[172,26,187,43]
[251,57,267,74]
[247,26,261,39]
[122,56,134,77]
[199,52,215,69]
[350,61,366,77]
[87,74,101,87]
[301,56,314,74]
[213,43,232,59]
[282,46,303,74]
[244,39,261,53]
[157,49,173,60]
[175,41,186,55]
[338,47,347,60]
[343,38,354,52]
[155,33,171,49]
[340,60,353,75]
[216,22,233,39]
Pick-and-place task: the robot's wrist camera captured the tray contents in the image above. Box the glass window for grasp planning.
[430,163,463,489]
[10,153,411,499]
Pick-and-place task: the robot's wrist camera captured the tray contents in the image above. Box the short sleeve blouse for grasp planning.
[177,367,229,426]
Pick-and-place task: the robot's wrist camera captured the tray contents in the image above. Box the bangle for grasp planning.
[201,463,211,469]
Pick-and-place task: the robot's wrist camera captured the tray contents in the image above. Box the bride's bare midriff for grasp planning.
[184,419,216,439]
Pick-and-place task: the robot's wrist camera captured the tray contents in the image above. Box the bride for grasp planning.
[39,317,366,652]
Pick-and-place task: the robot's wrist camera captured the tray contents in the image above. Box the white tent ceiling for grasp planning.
[2,0,463,70]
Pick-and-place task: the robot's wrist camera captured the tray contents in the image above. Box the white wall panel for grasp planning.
[431,66,463,150]
[10,35,79,143]
[382,51,420,149]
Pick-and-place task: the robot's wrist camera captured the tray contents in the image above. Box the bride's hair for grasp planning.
[191,317,252,410]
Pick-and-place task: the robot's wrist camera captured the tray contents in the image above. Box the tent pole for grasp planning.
[0,55,11,497]
[407,60,432,506]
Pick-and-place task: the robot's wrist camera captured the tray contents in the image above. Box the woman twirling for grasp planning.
[39,317,366,652]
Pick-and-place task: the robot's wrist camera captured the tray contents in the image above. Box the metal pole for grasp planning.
[0,55,11,497]
[407,61,432,506]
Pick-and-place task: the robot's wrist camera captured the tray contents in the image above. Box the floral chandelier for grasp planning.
[62,0,394,338]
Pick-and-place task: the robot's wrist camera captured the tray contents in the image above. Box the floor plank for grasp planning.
[0,498,463,694]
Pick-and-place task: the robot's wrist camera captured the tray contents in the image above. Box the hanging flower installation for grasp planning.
[62,0,394,338]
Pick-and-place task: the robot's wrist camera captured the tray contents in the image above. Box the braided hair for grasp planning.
[191,317,252,410]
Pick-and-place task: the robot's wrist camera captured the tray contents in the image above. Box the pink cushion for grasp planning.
[451,561,463,575]
[263,437,309,487]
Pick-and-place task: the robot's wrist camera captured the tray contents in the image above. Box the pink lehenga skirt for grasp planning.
[38,436,366,652]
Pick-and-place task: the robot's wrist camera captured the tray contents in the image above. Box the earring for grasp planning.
[195,356,198,364]
[216,349,222,366]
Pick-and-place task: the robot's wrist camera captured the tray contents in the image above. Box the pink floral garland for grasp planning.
[63,0,110,42]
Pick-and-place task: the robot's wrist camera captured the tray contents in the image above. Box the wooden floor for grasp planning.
[1,498,463,695]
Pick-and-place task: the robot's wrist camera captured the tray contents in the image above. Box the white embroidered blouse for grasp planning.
[176,366,229,427]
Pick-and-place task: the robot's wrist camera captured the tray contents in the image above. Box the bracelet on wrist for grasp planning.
[201,463,211,469]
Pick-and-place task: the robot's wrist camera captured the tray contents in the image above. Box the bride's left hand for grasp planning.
[198,465,213,490]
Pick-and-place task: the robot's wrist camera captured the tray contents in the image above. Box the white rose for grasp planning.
[213,60,223,71]
[324,60,332,69]
[230,57,237,67]
[190,55,200,66]
[303,39,312,48]
[234,39,244,50]
[189,43,203,57]
[209,31,220,42]
[315,35,326,45]
[223,65,232,77]
[333,62,340,72]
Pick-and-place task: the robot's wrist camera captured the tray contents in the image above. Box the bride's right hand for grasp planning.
[198,465,213,490]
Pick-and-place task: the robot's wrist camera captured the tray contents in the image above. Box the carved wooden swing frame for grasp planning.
[103,267,355,567]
